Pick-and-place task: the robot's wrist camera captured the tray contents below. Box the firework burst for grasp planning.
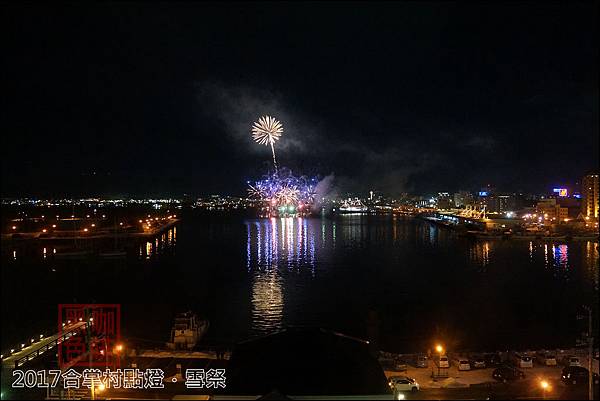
[276,185,300,205]
[247,168,318,217]
[252,115,283,171]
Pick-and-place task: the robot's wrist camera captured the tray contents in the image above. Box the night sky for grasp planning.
[2,2,598,197]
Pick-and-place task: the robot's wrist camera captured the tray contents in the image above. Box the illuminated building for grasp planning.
[453,191,473,208]
[581,173,599,220]
[436,192,453,210]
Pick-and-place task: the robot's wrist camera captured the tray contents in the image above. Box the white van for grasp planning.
[536,352,557,366]
[512,353,533,368]
[434,354,450,368]
[455,358,471,371]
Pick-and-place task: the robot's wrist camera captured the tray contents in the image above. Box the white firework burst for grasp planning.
[252,115,283,171]
[247,184,266,200]
[252,115,283,146]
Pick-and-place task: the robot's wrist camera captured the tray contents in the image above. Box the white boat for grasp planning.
[166,311,209,350]
[337,199,368,213]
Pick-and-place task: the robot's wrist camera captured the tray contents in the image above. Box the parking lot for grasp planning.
[382,351,599,390]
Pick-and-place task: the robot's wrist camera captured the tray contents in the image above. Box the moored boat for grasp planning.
[166,311,209,350]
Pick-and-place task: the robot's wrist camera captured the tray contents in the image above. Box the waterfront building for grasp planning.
[436,192,453,210]
[453,191,473,208]
[581,173,599,220]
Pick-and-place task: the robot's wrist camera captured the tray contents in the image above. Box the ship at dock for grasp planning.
[166,311,209,350]
[336,199,368,213]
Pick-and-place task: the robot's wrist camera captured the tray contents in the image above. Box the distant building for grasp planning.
[453,191,473,208]
[436,192,453,209]
[581,173,599,220]
[476,192,517,214]
[536,198,577,224]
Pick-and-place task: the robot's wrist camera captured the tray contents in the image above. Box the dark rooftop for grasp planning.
[226,327,391,396]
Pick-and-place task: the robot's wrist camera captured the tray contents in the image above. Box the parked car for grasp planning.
[434,354,449,368]
[388,376,409,388]
[492,366,525,382]
[471,355,486,369]
[565,356,581,367]
[511,353,533,368]
[413,354,428,368]
[380,357,407,372]
[536,352,557,366]
[455,358,471,371]
[392,377,420,393]
[561,366,600,385]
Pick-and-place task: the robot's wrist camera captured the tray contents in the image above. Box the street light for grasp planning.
[540,380,551,399]
[435,344,444,354]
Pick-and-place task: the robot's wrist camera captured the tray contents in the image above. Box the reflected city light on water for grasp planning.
[585,241,599,290]
[246,218,316,271]
[246,218,317,334]
[138,227,177,260]
[251,272,284,334]
[553,244,569,270]
[470,241,490,269]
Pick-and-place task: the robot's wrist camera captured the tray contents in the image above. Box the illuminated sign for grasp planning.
[478,191,488,197]
[553,188,568,197]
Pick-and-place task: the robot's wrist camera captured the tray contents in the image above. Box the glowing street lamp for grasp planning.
[540,379,551,399]
[435,344,444,354]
